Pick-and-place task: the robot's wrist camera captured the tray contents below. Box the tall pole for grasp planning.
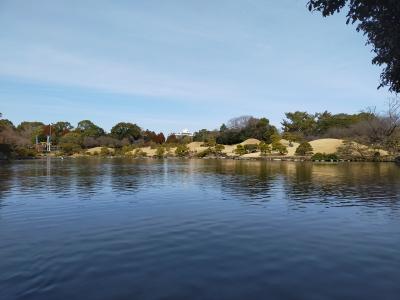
[47,123,52,152]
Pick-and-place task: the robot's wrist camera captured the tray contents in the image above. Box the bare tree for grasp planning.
[227,116,254,129]
[361,97,400,152]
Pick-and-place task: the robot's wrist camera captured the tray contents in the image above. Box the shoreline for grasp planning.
[4,154,398,163]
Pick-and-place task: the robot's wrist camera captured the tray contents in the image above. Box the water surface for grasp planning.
[1,159,400,300]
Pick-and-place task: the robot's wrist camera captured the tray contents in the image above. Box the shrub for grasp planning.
[295,142,313,155]
[59,142,81,155]
[59,132,83,155]
[155,146,165,158]
[234,144,246,156]
[201,140,216,147]
[258,142,271,155]
[272,141,288,155]
[214,144,225,154]
[175,144,190,157]
[133,149,147,158]
[121,145,135,155]
[244,144,258,153]
[336,140,355,159]
[100,147,110,156]
[0,144,13,159]
[311,153,338,161]
[196,148,212,158]
[13,146,37,158]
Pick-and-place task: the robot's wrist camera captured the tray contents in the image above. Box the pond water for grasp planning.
[1,159,400,300]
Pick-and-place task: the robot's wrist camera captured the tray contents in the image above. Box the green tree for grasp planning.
[234,144,246,156]
[258,142,271,155]
[272,141,288,155]
[214,144,225,155]
[17,121,46,143]
[53,121,73,136]
[100,147,111,156]
[175,144,189,157]
[217,116,277,145]
[155,146,166,158]
[0,119,15,129]
[295,142,314,155]
[59,132,83,154]
[76,120,105,137]
[166,134,178,144]
[244,144,258,153]
[111,122,141,141]
[282,111,316,137]
[308,0,400,93]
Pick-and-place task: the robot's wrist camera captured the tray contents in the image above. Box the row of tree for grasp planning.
[1,99,399,157]
[191,99,400,153]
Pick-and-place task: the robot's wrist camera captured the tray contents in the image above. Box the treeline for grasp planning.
[0,98,399,158]
[0,118,168,158]
[192,99,400,153]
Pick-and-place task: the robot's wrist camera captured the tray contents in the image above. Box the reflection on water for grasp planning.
[0,159,400,300]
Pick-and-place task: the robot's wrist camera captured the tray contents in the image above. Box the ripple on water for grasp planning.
[0,159,400,300]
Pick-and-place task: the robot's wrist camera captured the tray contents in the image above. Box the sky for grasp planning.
[0,0,392,134]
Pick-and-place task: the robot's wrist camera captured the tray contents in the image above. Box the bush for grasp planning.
[201,139,216,147]
[244,144,258,153]
[155,146,165,158]
[100,147,111,156]
[121,145,135,155]
[133,149,147,158]
[295,142,313,155]
[234,144,246,156]
[14,146,37,158]
[336,140,354,159]
[214,144,225,154]
[196,148,212,158]
[175,144,190,157]
[311,153,338,161]
[0,144,13,159]
[271,141,288,155]
[258,142,271,155]
[59,142,81,155]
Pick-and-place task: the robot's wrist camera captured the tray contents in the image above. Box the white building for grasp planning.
[174,128,193,137]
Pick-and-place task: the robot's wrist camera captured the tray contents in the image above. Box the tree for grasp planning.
[282,111,316,137]
[17,121,45,143]
[155,133,166,144]
[155,146,166,158]
[227,115,253,129]
[143,130,157,143]
[0,119,15,129]
[272,140,288,155]
[111,122,141,141]
[214,144,225,155]
[282,132,302,145]
[315,111,372,135]
[358,98,400,152]
[59,132,83,154]
[258,142,271,155]
[53,121,73,137]
[217,116,277,145]
[244,144,258,153]
[234,144,246,156]
[166,134,178,144]
[295,142,314,155]
[193,129,218,144]
[76,120,105,137]
[308,0,400,93]
[175,144,189,157]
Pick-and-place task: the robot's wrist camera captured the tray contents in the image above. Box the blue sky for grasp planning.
[0,0,392,133]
